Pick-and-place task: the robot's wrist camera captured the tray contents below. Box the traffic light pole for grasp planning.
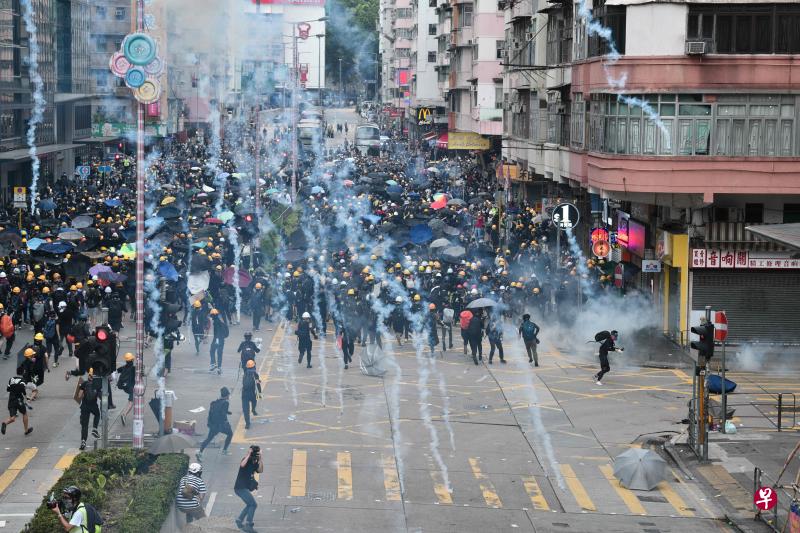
[101,376,109,449]
[721,339,727,433]
[697,305,712,461]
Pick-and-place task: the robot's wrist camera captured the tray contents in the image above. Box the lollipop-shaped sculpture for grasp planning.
[109,31,164,104]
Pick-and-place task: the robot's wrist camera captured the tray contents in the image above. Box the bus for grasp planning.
[355,123,381,155]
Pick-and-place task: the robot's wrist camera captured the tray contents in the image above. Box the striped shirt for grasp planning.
[176,474,207,510]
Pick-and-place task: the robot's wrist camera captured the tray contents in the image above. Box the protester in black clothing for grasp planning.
[296,312,317,368]
[234,445,263,532]
[594,330,622,385]
[241,360,261,430]
[115,353,136,426]
[197,387,233,460]
[2,372,32,436]
[209,309,228,374]
[237,332,260,369]
[77,369,101,450]
[518,314,540,366]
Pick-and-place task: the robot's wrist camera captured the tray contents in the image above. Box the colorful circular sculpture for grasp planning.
[125,67,146,89]
[134,79,161,104]
[109,52,131,78]
[123,33,157,66]
[144,56,164,76]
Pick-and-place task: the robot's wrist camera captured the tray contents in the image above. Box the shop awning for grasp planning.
[746,224,800,251]
[422,131,438,141]
[0,143,83,161]
[436,133,448,149]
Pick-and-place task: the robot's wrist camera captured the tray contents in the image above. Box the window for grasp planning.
[546,5,572,65]
[509,19,535,67]
[511,90,530,138]
[745,203,764,223]
[496,40,504,59]
[495,85,503,109]
[429,24,437,36]
[571,93,586,149]
[427,51,436,63]
[396,8,412,18]
[783,204,800,223]
[115,7,126,21]
[429,0,437,6]
[95,6,106,19]
[458,4,473,27]
[688,4,800,54]
[74,105,91,131]
[587,0,626,57]
[547,91,570,146]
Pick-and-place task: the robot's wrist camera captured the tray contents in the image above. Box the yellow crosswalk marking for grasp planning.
[381,454,402,502]
[289,449,307,497]
[599,465,647,515]
[429,470,453,504]
[521,475,549,511]
[657,479,694,517]
[468,458,502,508]
[0,448,38,495]
[337,451,353,500]
[560,464,596,512]
[54,451,78,470]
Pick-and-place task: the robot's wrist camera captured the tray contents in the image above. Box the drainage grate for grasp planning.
[550,523,570,528]
[637,495,668,504]
[302,490,336,502]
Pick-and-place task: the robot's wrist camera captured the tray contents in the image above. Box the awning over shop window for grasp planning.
[436,133,448,149]
[422,131,437,141]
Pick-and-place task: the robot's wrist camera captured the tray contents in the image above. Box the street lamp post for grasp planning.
[315,34,324,105]
[338,58,342,103]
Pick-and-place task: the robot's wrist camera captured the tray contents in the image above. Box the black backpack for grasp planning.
[81,502,104,533]
[208,398,226,426]
[594,330,611,342]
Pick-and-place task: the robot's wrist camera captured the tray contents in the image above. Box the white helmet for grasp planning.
[302,312,311,319]
[105,287,112,293]
[471,288,478,295]
[499,285,506,290]
[395,296,403,303]
[188,462,202,474]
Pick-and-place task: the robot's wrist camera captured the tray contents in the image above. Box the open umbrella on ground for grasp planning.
[430,238,452,250]
[612,448,667,491]
[148,432,195,455]
[466,298,498,309]
[71,215,93,229]
[38,241,74,255]
[158,261,179,282]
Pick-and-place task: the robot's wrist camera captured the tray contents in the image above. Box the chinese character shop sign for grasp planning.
[691,249,800,269]
[754,486,777,512]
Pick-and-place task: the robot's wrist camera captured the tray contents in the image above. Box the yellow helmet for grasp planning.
[362,266,370,274]
[42,286,50,294]
[246,359,256,368]
[34,333,44,341]
[255,283,263,289]
[395,263,402,269]
[428,303,436,310]
[87,280,93,286]
[403,269,411,276]
[193,300,202,308]
[24,348,34,358]
[12,286,20,294]
[293,271,300,277]
[124,352,135,362]
[76,282,83,289]
[347,288,355,296]
[413,294,421,301]
[70,285,78,291]
[210,308,219,315]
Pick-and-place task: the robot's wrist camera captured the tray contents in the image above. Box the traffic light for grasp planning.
[691,322,715,360]
[87,325,117,375]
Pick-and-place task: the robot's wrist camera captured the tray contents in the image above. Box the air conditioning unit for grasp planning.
[444,51,450,62]
[685,40,707,55]
[525,32,534,41]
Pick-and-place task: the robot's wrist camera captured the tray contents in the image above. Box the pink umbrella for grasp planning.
[223,266,252,288]
[343,179,354,187]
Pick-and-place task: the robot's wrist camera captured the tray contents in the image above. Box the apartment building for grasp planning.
[501,0,800,344]
[408,0,446,140]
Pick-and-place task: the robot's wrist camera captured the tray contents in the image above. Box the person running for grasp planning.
[241,360,261,430]
[115,353,135,426]
[234,446,263,533]
[197,387,233,460]
[191,300,206,354]
[518,314,540,366]
[593,330,622,385]
[487,315,505,364]
[237,332,260,369]
[295,312,317,368]
[2,370,32,436]
[176,463,207,524]
[426,303,442,357]
[466,310,484,365]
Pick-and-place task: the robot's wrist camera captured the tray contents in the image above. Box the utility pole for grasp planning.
[316,34,324,105]
[338,58,343,103]
[291,26,298,201]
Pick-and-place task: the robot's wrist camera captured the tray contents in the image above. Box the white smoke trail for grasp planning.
[228,226,242,322]
[21,0,45,213]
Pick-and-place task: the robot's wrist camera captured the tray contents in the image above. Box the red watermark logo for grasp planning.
[754,486,777,511]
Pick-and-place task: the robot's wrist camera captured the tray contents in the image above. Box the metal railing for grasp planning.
[726,392,797,432]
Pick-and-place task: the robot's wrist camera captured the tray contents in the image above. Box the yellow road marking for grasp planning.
[381,454,402,501]
[657,479,694,517]
[522,475,549,511]
[337,451,353,500]
[559,464,596,512]
[289,449,307,497]
[599,465,647,515]
[468,457,502,508]
[54,451,78,470]
[430,470,453,504]
[0,448,38,495]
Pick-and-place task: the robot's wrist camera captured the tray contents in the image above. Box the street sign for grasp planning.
[642,259,662,273]
[614,263,624,288]
[98,165,112,173]
[76,165,91,179]
[552,202,580,230]
[591,227,609,244]
[714,311,728,342]
[13,187,26,209]
[592,240,610,258]
[754,486,777,511]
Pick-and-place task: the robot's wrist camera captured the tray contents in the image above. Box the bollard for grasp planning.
[777,394,782,432]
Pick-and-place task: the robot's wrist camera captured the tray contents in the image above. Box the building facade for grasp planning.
[501,0,800,344]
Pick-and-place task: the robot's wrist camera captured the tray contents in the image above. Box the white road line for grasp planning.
[205,491,217,516]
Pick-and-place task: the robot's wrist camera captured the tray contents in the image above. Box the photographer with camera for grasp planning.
[176,463,207,523]
[49,485,103,532]
[234,445,263,532]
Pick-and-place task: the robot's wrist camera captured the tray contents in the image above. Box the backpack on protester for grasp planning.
[208,398,227,427]
[594,330,612,342]
[521,321,538,342]
[44,318,57,340]
[442,307,454,324]
[0,314,14,339]
[32,301,45,323]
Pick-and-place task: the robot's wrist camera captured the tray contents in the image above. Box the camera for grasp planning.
[46,493,60,510]
[250,445,260,454]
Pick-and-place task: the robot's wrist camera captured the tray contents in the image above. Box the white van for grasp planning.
[355,123,381,155]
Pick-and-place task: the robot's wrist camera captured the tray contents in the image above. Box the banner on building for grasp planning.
[448,132,491,150]
[691,249,800,269]
[248,0,324,6]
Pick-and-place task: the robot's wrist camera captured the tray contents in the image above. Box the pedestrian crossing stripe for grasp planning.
[337,451,353,500]
[290,449,307,497]
[559,464,597,512]
[598,465,646,515]
[469,457,502,508]
[381,454,402,501]
[521,475,549,511]
[0,448,38,496]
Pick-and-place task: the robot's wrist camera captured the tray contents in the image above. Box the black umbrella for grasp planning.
[64,255,92,277]
[157,206,181,219]
[190,254,212,270]
[74,238,99,252]
[193,226,218,238]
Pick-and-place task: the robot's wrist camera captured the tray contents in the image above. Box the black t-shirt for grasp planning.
[234,458,259,490]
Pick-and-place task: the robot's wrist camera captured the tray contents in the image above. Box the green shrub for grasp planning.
[23,448,187,533]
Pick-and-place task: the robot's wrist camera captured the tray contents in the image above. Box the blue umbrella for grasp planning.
[105,199,122,208]
[26,237,45,250]
[409,224,433,244]
[38,199,56,211]
[311,185,324,194]
[38,241,74,255]
[387,185,403,195]
[158,261,179,282]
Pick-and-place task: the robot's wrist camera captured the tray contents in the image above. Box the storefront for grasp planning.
[690,249,800,344]
[660,232,689,345]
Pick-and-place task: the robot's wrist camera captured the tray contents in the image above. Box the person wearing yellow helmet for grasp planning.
[115,353,136,425]
[209,308,227,374]
[426,303,443,357]
[2,365,32,436]
[241,357,262,429]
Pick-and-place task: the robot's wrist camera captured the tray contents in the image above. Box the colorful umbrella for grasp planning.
[223,266,252,288]
[161,196,176,205]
